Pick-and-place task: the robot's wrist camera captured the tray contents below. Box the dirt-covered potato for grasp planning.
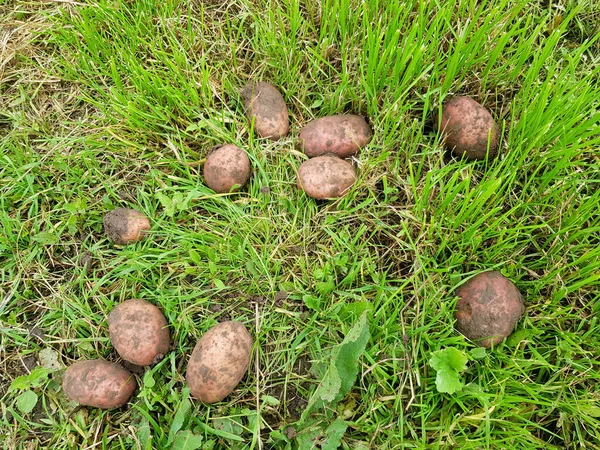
[241,81,289,140]
[186,321,253,403]
[434,96,500,160]
[455,271,525,348]
[62,359,136,409]
[299,115,373,158]
[103,207,150,245]
[297,155,356,199]
[108,298,170,366]
[203,144,251,193]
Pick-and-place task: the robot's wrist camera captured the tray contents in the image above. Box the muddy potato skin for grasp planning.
[297,155,356,199]
[203,144,251,193]
[435,96,500,160]
[299,115,373,158]
[108,299,170,366]
[242,81,289,140]
[186,321,253,403]
[103,208,150,245]
[62,360,136,409]
[455,271,525,348]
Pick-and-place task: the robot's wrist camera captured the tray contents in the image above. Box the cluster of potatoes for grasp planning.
[61,213,253,408]
[204,84,500,198]
[203,81,374,199]
[62,90,525,409]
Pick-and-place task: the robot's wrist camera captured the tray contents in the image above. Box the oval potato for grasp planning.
[62,359,136,409]
[297,155,356,199]
[203,144,251,193]
[186,321,253,403]
[435,96,500,160]
[241,81,289,140]
[299,115,373,158]
[108,298,170,366]
[103,208,150,245]
[455,271,525,348]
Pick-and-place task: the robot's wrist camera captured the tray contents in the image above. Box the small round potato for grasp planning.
[186,321,253,403]
[108,298,170,366]
[297,155,356,199]
[103,208,150,245]
[299,115,373,158]
[434,96,500,160]
[241,81,289,140]
[203,144,251,193]
[455,271,525,348]
[62,359,136,409]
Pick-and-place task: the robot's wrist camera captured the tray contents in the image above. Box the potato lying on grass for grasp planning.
[434,96,500,160]
[108,298,170,366]
[103,207,150,244]
[299,115,373,158]
[241,81,289,140]
[62,359,136,409]
[186,321,253,403]
[455,271,525,348]
[297,155,356,199]
[203,144,251,193]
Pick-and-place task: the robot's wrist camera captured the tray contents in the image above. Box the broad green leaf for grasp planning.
[302,294,320,311]
[296,426,323,450]
[143,371,156,388]
[189,249,201,265]
[202,440,215,450]
[302,312,370,419]
[435,369,464,394]
[340,302,374,321]
[316,280,336,296]
[241,408,259,432]
[580,406,600,418]
[10,367,51,391]
[260,394,280,406]
[333,311,371,402]
[155,192,176,217]
[168,388,191,444]
[430,347,468,372]
[315,365,342,403]
[321,419,347,450]
[172,430,203,450]
[505,328,533,347]
[31,232,59,245]
[429,348,469,394]
[469,347,487,360]
[16,390,38,414]
[137,416,151,450]
[296,420,348,450]
[213,416,244,438]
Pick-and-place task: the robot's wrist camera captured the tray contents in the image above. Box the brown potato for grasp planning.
[299,115,373,158]
[203,144,251,193]
[434,96,500,160]
[241,81,289,140]
[108,299,170,366]
[103,208,150,245]
[186,321,253,403]
[62,359,136,409]
[297,155,356,199]
[455,271,525,348]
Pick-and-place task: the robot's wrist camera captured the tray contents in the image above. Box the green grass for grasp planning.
[1,0,600,448]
